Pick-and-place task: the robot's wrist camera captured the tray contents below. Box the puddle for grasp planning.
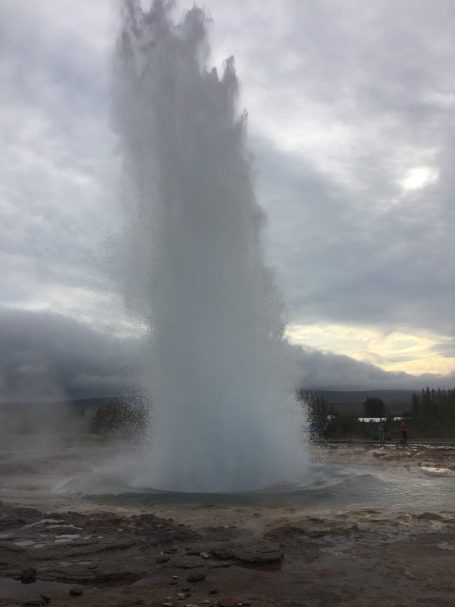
[62,461,455,512]
[321,537,354,556]
[420,466,451,476]
[0,578,83,600]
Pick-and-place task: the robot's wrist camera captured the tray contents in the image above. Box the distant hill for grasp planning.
[1,391,414,416]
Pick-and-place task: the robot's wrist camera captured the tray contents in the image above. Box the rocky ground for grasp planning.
[0,443,454,607]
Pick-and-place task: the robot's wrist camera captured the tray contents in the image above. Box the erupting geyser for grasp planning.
[113,0,305,492]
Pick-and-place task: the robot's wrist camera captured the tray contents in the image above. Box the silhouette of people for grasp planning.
[377,420,385,446]
[321,419,328,441]
[400,418,409,444]
[309,421,318,441]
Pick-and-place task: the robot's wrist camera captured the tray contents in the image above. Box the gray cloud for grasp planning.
[0,0,454,387]
[256,137,455,336]
[432,339,455,359]
[0,0,118,310]
[237,0,455,338]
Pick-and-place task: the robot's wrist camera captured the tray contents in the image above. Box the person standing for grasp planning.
[377,420,385,446]
[400,418,409,444]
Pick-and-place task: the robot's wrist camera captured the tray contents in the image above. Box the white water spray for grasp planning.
[113,0,305,492]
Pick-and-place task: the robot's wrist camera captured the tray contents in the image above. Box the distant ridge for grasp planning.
[1,391,415,414]
[313,389,415,414]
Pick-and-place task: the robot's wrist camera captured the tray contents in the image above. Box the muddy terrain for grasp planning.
[0,444,454,607]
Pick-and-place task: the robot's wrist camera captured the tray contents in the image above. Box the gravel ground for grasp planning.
[0,442,454,607]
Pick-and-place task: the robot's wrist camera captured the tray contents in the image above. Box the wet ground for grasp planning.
[0,442,454,606]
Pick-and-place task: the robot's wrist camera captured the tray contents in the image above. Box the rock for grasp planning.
[162,603,173,607]
[22,600,45,607]
[215,542,282,566]
[217,597,242,607]
[415,512,443,521]
[20,567,37,583]
[40,596,50,604]
[69,586,84,597]
[187,572,206,583]
[173,556,206,569]
[209,589,218,595]
[177,593,186,599]
[0,541,26,553]
[208,562,231,569]
[200,552,210,559]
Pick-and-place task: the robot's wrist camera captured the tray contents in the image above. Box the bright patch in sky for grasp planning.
[287,323,455,375]
[400,166,439,191]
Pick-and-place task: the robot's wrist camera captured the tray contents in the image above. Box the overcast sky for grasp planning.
[1,0,455,399]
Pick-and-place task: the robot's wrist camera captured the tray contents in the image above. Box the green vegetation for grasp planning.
[324,412,376,440]
[298,387,455,440]
[363,396,388,418]
[297,390,327,428]
[408,388,455,437]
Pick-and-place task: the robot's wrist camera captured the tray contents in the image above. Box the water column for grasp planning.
[113,0,305,491]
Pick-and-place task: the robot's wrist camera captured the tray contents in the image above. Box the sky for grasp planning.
[1,0,455,400]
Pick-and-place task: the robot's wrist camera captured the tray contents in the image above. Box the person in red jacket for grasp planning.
[400,419,409,444]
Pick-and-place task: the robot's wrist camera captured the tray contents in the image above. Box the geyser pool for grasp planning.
[113,0,305,492]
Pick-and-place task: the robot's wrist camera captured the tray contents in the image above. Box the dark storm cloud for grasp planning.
[293,346,455,391]
[0,309,451,402]
[0,309,140,402]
